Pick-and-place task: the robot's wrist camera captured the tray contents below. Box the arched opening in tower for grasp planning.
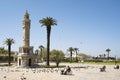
[19,59,21,66]
[28,58,32,66]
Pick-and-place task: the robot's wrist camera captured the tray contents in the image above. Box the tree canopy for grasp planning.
[50,49,64,67]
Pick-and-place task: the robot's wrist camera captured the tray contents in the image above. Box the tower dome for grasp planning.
[24,10,29,19]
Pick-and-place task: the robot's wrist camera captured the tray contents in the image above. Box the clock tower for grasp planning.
[17,11,36,67]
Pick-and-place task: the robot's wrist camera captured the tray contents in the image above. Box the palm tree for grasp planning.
[68,47,74,62]
[74,48,79,62]
[39,17,57,66]
[35,49,39,55]
[106,48,111,60]
[4,38,15,66]
[39,45,44,61]
[103,54,106,58]
[35,49,39,63]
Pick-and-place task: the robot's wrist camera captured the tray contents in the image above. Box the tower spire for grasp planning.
[22,11,31,47]
[24,10,29,19]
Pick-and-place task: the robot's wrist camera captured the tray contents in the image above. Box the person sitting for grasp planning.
[64,66,71,74]
[114,65,119,69]
[100,65,106,72]
[61,66,71,75]
[66,66,71,72]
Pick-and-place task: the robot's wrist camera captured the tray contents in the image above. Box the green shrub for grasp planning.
[42,65,65,68]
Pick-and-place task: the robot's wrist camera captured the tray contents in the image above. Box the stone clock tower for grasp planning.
[17,11,35,67]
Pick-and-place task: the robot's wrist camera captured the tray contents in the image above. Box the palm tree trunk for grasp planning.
[46,27,51,66]
[40,48,43,62]
[76,51,78,62]
[108,52,109,60]
[8,45,11,66]
[70,52,72,62]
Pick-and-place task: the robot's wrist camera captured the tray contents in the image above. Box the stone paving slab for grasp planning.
[0,63,120,80]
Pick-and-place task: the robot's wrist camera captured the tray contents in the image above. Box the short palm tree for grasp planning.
[39,45,44,61]
[74,48,79,62]
[39,17,57,66]
[68,47,74,62]
[35,49,39,55]
[35,49,39,63]
[4,38,15,66]
[103,54,106,58]
[106,48,111,60]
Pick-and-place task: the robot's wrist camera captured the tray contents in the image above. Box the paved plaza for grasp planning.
[0,63,120,80]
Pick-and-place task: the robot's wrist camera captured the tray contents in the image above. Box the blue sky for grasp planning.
[0,0,120,58]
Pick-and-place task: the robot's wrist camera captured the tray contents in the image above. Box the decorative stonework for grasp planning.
[17,11,36,67]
